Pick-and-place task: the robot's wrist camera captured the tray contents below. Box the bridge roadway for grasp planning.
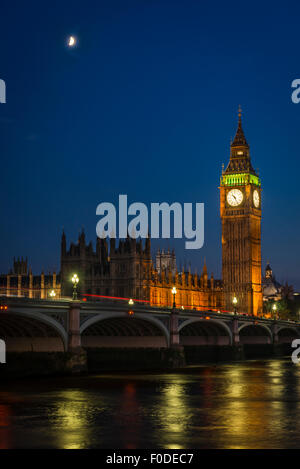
[0,296,299,353]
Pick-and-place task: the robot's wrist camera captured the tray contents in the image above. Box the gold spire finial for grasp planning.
[238,104,242,119]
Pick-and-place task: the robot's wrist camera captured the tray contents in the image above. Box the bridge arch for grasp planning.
[277,326,300,343]
[179,318,233,345]
[238,323,273,344]
[0,310,67,351]
[80,312,170,348]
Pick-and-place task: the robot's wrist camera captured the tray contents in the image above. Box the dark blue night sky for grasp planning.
[1,0,300,288]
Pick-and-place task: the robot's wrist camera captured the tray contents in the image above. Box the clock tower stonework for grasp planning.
[220,109,263,316]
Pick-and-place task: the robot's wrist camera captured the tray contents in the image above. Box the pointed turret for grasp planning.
[79,228,85,245]
[193,269,198,287]
[78,228,86,257]
[145,232,151,255]
[110,237,115,255]
[223,106,257,176]
[231,105,248,147]
[202,258,208,288]
[202,258,207,275]
[188,265,192,287]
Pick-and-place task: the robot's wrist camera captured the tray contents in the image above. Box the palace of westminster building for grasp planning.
[0,112,277,316]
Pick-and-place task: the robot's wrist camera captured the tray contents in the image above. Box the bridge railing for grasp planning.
[1,294,300,326]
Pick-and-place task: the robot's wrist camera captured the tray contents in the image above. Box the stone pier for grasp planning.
[66,302,87,374]
[168,310,186,368]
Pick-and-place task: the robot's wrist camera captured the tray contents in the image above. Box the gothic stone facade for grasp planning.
[60,232,223,311]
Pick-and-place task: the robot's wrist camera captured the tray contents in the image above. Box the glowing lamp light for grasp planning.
[171,286,177,309]
[128,298,134,306]
[205,316,210,320]
[0,305,8,310]
[49,290,56,298]
[72,274,79,285]
[71,274,79,300]
[232,296,238,315]
[272,303,278,319]
[128,310,134,316]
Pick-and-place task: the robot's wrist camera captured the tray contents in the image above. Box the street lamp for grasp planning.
[272,303,277,320]
[128,298,134,306]
[172,286,177,309]
[232,296,238,315]
[71,274,79,300]
[49,290,56,298]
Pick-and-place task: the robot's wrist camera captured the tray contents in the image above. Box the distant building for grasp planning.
[262,263,295,302]
[0,257,60,299]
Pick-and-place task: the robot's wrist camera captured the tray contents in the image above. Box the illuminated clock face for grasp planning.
[227,189,243,207]
[253,189,260,208]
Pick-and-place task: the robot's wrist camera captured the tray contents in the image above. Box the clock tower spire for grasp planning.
[220,109,263,316]
[232,105,248,146]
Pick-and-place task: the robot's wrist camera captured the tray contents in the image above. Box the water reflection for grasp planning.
[1,359,300,448]
[210,360,299,448]
[118,382,141,449]
[52,390,91,449]
[159,382,187,448]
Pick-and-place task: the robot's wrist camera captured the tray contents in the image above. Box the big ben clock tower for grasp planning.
[220,108,263,316]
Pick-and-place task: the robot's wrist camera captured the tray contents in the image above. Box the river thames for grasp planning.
[1,358,300,449]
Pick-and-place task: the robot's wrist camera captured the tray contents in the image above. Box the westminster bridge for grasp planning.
[0,296,299,355]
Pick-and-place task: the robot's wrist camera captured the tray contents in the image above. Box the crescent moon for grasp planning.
[68,36,76,47]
